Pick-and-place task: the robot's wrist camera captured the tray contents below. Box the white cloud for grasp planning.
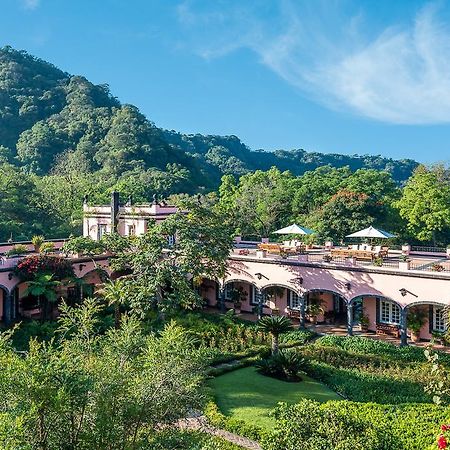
[176,1,450,125]
[22,0,40,10]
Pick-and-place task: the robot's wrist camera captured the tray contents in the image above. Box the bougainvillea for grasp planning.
[14,255,75,281]
[436,425,450,449]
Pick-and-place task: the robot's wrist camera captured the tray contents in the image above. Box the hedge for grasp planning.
[261,399,448,450]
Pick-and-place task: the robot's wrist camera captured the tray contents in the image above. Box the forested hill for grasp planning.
[0,45,418,189]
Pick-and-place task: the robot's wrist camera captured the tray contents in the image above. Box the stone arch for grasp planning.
[405,300,448,310]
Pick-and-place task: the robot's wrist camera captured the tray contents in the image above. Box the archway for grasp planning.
[223,279,260,314]
[303,288,348,326]
[405,300,448,342]
[0,284,9,323]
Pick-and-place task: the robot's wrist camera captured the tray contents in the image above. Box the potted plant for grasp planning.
[399,254,410,270]
[432,263,445,272]
[322,254,332,263]
[31,235,45,253]
[5,244,28,258]
[230,286,247,314]
[39,242,55,255]
[306,298,324,325]
[407,307,427,342]
[432,330,446,346]
[372,257,383,267]
[359,312,370,331]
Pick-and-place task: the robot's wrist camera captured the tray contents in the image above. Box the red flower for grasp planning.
[438,435,447,449]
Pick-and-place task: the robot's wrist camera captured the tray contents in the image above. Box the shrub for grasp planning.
[14,255,75,281]
[262,400,448,450]
[5,244,28,257]
[256,349,308,381]
[39,242,55,254]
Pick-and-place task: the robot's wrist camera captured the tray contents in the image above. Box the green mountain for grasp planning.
[0,45,418,190]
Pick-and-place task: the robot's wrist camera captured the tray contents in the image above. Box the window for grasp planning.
[433,306,447,332]
[97,224,108,240]
[224,283,234,300]
[289,291,302,310]
[167,234,175,247]
[127,225,136,236]
[380,300,400,325]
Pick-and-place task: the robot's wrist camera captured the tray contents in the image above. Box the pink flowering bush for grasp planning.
[14,255,74,281]
[437,425,450,449]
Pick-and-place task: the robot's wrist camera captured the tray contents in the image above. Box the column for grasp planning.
[218,285,226,313]
[347,301,354,336]
[3,292,12,326]
[400,307,408,347]
[255,288,263,320]
[299,295,306,329]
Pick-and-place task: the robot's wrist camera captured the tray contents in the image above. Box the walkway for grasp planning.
[177,413,262,450]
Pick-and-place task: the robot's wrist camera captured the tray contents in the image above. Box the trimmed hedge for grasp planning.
[316,335,450,364]
[261,399,448,450]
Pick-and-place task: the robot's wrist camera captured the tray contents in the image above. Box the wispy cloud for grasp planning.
[22,0,40,10]
[176,1,450,125]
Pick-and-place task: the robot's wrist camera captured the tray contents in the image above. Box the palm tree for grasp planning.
[257,315,293,355]
[98,278,129,329]
[24,274,61,321]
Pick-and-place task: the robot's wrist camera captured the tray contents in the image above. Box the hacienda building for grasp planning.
[1,192,450,347]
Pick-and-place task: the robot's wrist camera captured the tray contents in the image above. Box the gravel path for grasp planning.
[176,414,262,450]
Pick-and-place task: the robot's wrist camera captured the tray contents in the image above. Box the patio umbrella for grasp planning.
[273,224,316,235]
[346,226,395,239]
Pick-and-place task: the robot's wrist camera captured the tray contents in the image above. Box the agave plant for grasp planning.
[257,315,293,355]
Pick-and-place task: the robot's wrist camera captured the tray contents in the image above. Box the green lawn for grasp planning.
[209,366,341,430]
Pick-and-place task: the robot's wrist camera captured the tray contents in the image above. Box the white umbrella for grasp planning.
[273,224,316,235]
[346,226,395,239]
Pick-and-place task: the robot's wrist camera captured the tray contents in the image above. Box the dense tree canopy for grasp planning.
[0,46,422,242]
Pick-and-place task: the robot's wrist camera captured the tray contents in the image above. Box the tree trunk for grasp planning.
[272,333,279,355]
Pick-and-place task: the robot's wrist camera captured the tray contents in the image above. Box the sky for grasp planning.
[2,0,450,163]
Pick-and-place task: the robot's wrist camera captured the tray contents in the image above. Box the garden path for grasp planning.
[176,413,262,450]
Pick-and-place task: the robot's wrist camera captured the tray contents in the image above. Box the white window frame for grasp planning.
[167,234,175,247]
[97,224,108,240]
[433,306,447,332]
[127,224,136,236]
[380,300,400,325]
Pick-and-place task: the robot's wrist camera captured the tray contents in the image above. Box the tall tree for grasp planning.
[396,165,450,244]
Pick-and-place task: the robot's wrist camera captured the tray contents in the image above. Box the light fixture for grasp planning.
[298,276,304,285]
[255,272,269,280]
[345,282,351,290]
[79,263,86,272]
[399,288,418,298]
[8,273,13,280]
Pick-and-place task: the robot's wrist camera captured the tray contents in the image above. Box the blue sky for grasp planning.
[2,0,450,163]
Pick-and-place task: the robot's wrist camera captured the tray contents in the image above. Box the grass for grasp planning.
[209,366,341,430]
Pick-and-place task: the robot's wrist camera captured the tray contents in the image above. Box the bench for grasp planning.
[286,308,301,319]
[376,323,400,338]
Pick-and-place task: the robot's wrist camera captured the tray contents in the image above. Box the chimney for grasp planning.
[111,191,120,233]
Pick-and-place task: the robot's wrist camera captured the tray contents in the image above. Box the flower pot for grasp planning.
[256,250,267,259]
[234,307,241,315]
[401,244,411,255]
[310,316,318,325]
[235,235,242,244]
[359,324,369,332]
[399,261,410,271]
[271,308,280,316]
[447,248,450,258]
[410,331,421,342]
[261,237,269,244]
